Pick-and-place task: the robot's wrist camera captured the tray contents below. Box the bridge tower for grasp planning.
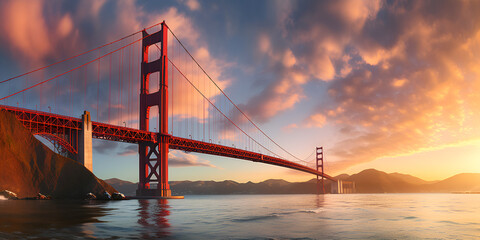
[137,21,171,197]
[316,147,325,194]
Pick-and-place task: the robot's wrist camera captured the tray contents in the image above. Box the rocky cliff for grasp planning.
[0,109,116,199]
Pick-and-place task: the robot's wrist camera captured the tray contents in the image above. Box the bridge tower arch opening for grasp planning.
[137,21,171,197]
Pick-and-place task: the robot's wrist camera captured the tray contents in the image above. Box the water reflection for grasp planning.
[0,200,107,238]
[314,194,325,208]
[137,199,171,238]
[1,195,479,238]
[80,222,97,239]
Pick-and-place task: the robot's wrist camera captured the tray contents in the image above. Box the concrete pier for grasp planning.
[78,111,93,171]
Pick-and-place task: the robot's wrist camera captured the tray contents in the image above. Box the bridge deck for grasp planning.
[0,105,335,181]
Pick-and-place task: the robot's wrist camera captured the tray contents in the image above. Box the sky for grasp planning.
[1,0,480,183]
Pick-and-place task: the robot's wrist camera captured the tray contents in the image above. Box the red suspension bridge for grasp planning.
[0,21,335,197]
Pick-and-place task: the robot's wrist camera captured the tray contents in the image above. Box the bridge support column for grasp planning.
[78,111,93,172]
[137,21,172,197]
[316,147,325,194]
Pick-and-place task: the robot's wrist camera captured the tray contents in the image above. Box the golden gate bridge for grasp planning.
[0,21,335,197]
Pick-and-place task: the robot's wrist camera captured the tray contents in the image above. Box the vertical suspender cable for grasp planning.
[108,54,112,123]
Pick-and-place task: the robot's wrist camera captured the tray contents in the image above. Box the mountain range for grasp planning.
[105,168,480,196]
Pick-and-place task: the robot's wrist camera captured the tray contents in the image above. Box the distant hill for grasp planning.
[340,169,480,193]
[389,172,434,185]
[106,169,480,195]
[429,173,480,192]
[345,169,423,193]
[0,109,116,198]
[104,178,136,196]
[334,174,350,181]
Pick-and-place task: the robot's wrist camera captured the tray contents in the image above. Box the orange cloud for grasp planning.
[306,114,327,128]
[169,150,216,168]
[316,1,480,172]
[243,77,303,121]
[0,0,75,67]
[243,0,383,122]
[178,0,201,11]
[282,123,298,132]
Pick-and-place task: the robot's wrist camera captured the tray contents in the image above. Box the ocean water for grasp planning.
[0,194,479,239]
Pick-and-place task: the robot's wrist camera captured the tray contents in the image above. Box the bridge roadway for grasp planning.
[0,105,335,181]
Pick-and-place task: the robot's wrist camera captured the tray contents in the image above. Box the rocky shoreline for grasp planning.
[0,189,127,200]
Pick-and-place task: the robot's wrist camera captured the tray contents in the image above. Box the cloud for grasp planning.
[305,113,326,128]
[93,140,118,154]
[282,113,326,132]
[118,144,137,156]
[302,0,480,172]
[237,0,480,172]
[291,0,381,81]
[56,14,74,38]
[0,0,80,68]
[178,0,201,11]
[239,33,307,122]
[282,123,298,132]
[240,77,304,122]
[169,150,217,168]
[239,0,381,122]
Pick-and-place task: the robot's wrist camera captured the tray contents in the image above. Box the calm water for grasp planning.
[1,194,479,239]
